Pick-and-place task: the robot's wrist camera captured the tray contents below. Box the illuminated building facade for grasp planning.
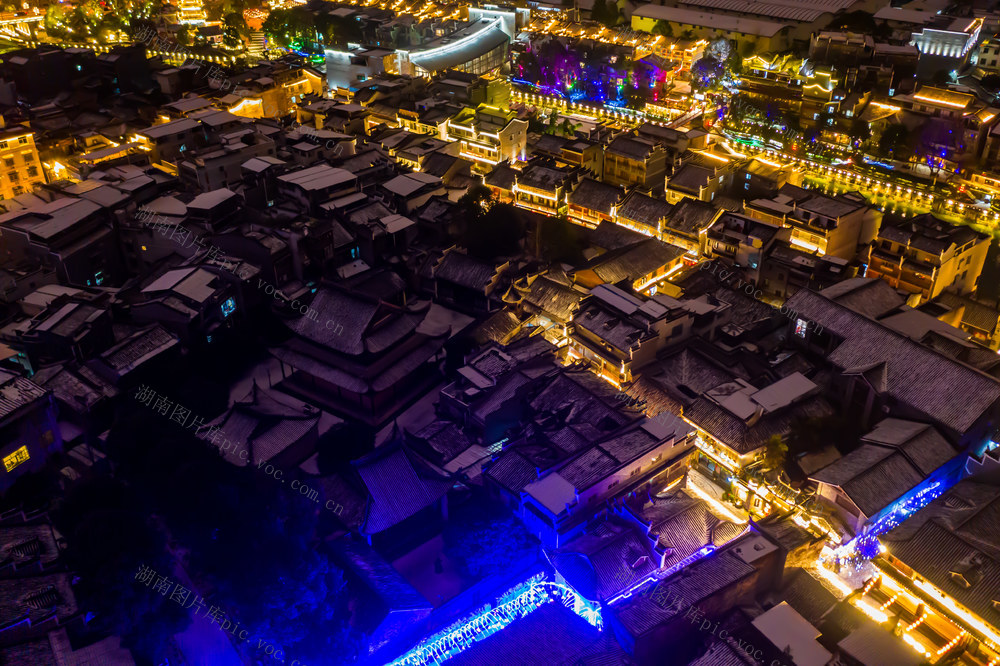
[393,18,510,79]
[443,105,527,168]
[866,213,990,303]
[0,128,45,201]
[177,0,207,25]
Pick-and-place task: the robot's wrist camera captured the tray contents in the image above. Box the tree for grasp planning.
[981,74,1000,92]
[54,477,191,662]
[176,25,190,46]
[538,214,585,263]
[222,12,248,49]
[848,117,871,146]
[762,435,788,471]
[463,204,526,260]
[95,404,357,664]
[931,69,953,86]
[785,414,862,456]
[443,497,539,582]
[591,0,618,28]
[316,421,376,474]
[652,20,673,38]
[878,123,912,161]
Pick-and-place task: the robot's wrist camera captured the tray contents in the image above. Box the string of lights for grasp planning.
[388,577,602,666]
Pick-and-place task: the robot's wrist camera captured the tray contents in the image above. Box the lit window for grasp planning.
[221,297,236,318]
[794,319,809,337]
[3,445,30,472]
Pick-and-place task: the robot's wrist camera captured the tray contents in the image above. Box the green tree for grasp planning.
[176,25,190,45]
[878,123,912,161]
[222,12,248,49]
[54,477,190,662]
[763,434,788,471]
[652,20,673,37]
[95,405,358,664]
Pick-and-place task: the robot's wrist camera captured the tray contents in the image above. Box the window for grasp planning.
[3,158,13,168]
[27,166,37,178]
[3,445,30,472]
[795,318,809,338]
[18,136,27,144]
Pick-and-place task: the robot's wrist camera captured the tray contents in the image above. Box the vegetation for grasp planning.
[457,185,526,260]
[443,495,539,582]
[590,0,619,28]
[762,434,788,472]
[56,402,358,664]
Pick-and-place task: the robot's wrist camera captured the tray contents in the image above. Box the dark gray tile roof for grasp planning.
[521,275,582,321]
[559,447,619,491]
[668,163,713,195]
[631,494,719,569]
[881,480,1000,627]
[568,178,624,214]
[354,441,453,535]
[485,448,538,494]
[616,191,673,227]
[779,568,837,626]
[585,239,685,285]
[936,292,1000,334]
[585,220,648,251]
[0,374,48,420]
[787,287,1000,434]
[666,197,717,237]
[98,325,179,375]
[434,251,499,291]
[613,547,756,637]
[607,134,657,160]
[819,278,905,319]
[550,516,658,601]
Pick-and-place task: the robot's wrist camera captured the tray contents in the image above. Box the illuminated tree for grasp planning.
[762,434,788,471]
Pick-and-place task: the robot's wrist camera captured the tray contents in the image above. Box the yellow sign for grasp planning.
[3,445,29,472]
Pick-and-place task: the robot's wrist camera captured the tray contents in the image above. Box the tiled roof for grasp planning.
[880,480,1000,627]
[685,393,835,455]
[613,547,756,637]
[787,287,1000,434]
[354,441,453,535]
[568,178,623,214]
[485,448,538,494]
[445,602,618,666]
[666,197,717,237]
[0,374,48,420]
[98,325,178,375]
[550,517,658,601]
[434,251,499,291]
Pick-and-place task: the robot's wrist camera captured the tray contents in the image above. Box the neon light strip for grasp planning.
[607,543,721,605]
[409,17,505,62]
[914,94,967,109]
[388,578,601,666]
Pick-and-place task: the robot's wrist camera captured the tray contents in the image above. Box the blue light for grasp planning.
[389,576,601,666]
[221,298,236,318]
[606,544,718,605]
[830,478,948,564]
